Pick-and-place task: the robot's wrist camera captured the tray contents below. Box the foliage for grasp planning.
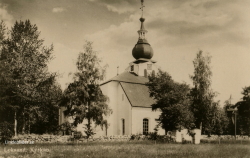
[147,132,159,141]
[146,69,194,131]
[235,86,250,135]
[0,20,61,135]
[60,41,111,139]
[204,102,229,136]
[57,121,74,135]
[0,121,14,144]
[73,131,83,139]
[190,50,217,134]
[84,123,96,140]
[223,98,235,135]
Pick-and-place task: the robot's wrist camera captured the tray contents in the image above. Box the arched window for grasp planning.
[143,118,149,135]
[144,69,147,77]
[152,70,155,77]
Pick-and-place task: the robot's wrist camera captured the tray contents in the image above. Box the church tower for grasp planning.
[126,0,157,77]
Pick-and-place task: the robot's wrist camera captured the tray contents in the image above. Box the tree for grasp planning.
[223,97,235,135]
[0,20,6,44]
[28,80,62,134]
[234,87,250,135]
[146,70,194,132]
[60,41,111,139]
[0,20,61,136]
[204,101,229,136]
[190,50,217,134]
[0,21,15,142]
[0,20,15,136]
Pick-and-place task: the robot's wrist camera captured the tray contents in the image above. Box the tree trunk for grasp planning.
[22,112,25,134]
[87,118,91,142]
[14,111,17,137]
[200,122,203,134]
[28,115,30,135]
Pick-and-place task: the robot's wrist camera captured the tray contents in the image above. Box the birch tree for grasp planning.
[190,51,217,134]
[60,41,111,139]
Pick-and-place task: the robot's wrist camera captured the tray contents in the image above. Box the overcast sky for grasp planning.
[1,0,250,105]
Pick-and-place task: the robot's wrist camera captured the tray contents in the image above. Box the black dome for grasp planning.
[132,39,154,59]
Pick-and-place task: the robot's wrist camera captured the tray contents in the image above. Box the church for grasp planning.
[59,0,165,136]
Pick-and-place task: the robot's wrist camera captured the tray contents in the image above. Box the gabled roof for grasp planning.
[100,71,155,108]
[101,71,148,85]
[120,82,155,108]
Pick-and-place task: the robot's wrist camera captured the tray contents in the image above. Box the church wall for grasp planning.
[136,62,158,77]
[100,81,132,136]
[131,107,165,135]
[100,81,119,136]
[127,61,159,77]
[117,83,132,135]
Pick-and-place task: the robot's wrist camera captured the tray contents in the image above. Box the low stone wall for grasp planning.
[11,134,73,143]
[8,134,249,144]
[9,134,134,143]
[201,135,250,140]
[88,135,131,142]
[9,134,172,143]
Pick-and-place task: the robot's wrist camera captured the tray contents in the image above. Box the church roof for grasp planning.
[101,71,155,108]
[120,82,155,108]
[101,71,148,85]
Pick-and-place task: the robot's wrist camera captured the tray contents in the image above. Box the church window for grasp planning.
[152,70,155,76]
[144,69,147,77]
[147,64,152,70]
[131,65,134,71]
[122,119,125,135]
[105,126,108,136]
[143,118,149,135]
[62,110,67,123]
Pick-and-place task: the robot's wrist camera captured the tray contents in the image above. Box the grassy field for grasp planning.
[0,140,250,158]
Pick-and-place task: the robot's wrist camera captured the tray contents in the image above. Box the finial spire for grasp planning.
[140,0,145,18]
[138,0,147,40]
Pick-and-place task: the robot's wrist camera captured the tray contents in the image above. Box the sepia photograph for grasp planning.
[0,0,250,157]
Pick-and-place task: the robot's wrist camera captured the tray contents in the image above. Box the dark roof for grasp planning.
[120,82,155,108]
[132,58,156,64]
[101,71,148,85]
[101,71,155,108]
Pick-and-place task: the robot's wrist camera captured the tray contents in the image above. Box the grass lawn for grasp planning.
[0,140,249,158]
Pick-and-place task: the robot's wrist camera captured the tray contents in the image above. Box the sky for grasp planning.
[1,0,250,105]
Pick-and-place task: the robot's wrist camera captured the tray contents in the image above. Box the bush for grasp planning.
[57,122,73,135]
[148,132,158,140]
[74,131,83,139]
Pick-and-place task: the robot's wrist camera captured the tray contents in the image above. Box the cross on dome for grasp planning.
[140,0,145,18]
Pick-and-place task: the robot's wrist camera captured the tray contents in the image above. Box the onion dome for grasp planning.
[132,3,154,60]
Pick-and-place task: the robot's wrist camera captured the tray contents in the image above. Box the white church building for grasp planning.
[59,0,165,136]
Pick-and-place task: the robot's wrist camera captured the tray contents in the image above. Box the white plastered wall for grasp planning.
[131,107,165,135]
[100,81,132,136]
[126,61,159,77]
[116,82,132,135]
[100,81,118,136]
